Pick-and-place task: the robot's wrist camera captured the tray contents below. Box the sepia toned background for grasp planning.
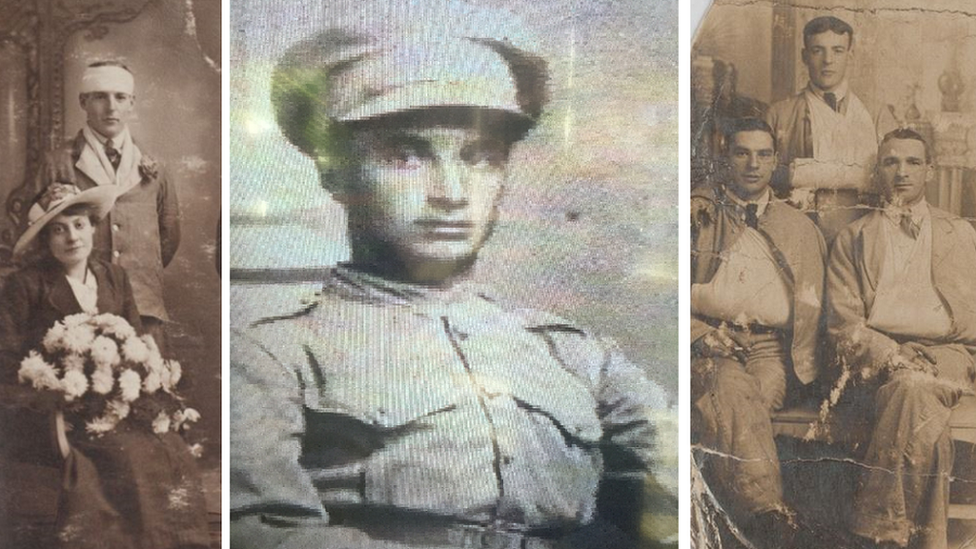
[691,1,976,547]
[0,0,221,546]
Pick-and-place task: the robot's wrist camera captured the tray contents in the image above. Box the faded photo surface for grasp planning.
[0,1,221,548]
[691,2,976,548]
[230,0,677,547]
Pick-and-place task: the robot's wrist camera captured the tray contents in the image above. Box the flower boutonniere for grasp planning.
[139,154,160,181]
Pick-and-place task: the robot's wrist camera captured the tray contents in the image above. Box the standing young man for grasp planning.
[52,61,181,351]
[766,16,894,172]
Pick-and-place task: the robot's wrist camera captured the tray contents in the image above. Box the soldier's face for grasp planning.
[346,124,509,279]
[81,90,135,139]
[877,138,931,207]
[727,130,777,202]
[802,30,851,92]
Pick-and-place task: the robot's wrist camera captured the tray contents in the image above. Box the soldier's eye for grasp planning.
[462,141,507,169]
[374,137,432,169]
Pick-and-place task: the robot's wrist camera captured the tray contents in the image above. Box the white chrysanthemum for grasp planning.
[143,370,162,394]
[62,324,96,355]
[173,407,201,430]
[62,353,86,372]
[85,413,119,436]
[188,443,204,458]
[61,370,89,401]
[18,351,61,391]
[118,369,141,402]
[121,336,150,364]
[106,399,130,420]
[152,410,171,434]
[91,365,114,395]
[105,316,137,340]
[166,360,182,389]
[42,321,67,353]
[63,313,89,328]
[141,334,160,356]
[90,336,120,369]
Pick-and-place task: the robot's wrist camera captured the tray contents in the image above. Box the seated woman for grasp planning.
[0,184,210,549]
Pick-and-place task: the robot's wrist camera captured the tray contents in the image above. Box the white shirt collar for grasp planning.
[808,79,849,106]
[726,187,771,218]
[86,125,128,150]
[883,199,929,225]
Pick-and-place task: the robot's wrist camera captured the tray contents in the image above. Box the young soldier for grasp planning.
[230,5,674,549]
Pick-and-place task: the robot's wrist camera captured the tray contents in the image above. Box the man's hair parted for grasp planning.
[879,128,932,164]
[722,117,776,155]
[803,16,854,48]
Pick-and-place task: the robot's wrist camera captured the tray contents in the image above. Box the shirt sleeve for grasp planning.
[541,328,677,545]
[825,227,899,372]
[230,328,421,549]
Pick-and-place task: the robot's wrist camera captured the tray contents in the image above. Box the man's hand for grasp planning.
[42,147,77,185]
[888,341,938,377]
[693,325,749,363]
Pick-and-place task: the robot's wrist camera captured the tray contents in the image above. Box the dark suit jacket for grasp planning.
[68,131,180,321]
[0,259,142,464]
[0,259,143,383]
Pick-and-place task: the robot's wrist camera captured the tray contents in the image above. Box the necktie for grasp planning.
[105,140,121,171]
[900,213,919,239]
[823,92,838,112]
[745,203,759,229]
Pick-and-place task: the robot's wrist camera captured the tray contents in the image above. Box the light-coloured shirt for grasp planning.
[870,201,952,339]
[230,265,672,546]
[65,268,98,314]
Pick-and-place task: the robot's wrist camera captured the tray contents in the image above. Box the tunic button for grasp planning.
[112,250,121,258]
[502,455,512,465]
[112,224,120,232]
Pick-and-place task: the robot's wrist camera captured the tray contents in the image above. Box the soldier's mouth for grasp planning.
[417,220,474,238]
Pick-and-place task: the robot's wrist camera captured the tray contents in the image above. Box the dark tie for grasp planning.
[745,203,759,229]
[105,140,121,171]
[824,92,838,112]
[900,213,919,239]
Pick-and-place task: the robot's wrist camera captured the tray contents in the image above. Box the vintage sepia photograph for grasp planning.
[691,1,976,548]
[0,1,221,548]
[229,0,677,547]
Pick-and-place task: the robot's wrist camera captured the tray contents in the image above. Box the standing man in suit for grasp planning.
[766,16,895,190]
[691,118,827,547]
[827,129,976,549]
[52,61,181,351]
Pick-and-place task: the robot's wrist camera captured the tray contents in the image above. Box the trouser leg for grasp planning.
[693,345,787,523]
[853,344,975,549]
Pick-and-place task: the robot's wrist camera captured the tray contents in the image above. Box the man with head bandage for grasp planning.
[45,60,181,353]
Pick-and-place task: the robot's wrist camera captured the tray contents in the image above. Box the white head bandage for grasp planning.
[81,65,135,95]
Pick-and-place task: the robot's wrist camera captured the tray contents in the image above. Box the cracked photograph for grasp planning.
[691,1,976,549]
[0,0,221,548]
[229,0,678,547]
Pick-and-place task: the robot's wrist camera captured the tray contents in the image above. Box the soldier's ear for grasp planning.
[79,94,87,108]
[315,159,354,203]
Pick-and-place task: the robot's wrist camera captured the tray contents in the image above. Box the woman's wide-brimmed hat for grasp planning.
[13,184,119,258]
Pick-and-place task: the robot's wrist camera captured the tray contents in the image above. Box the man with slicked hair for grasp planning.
[229,3,675,549]
[691,117,827,548]
[766,16,895,184]
[827,129,976,549]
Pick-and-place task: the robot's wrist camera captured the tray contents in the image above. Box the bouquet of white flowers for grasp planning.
[17,312,200,439]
